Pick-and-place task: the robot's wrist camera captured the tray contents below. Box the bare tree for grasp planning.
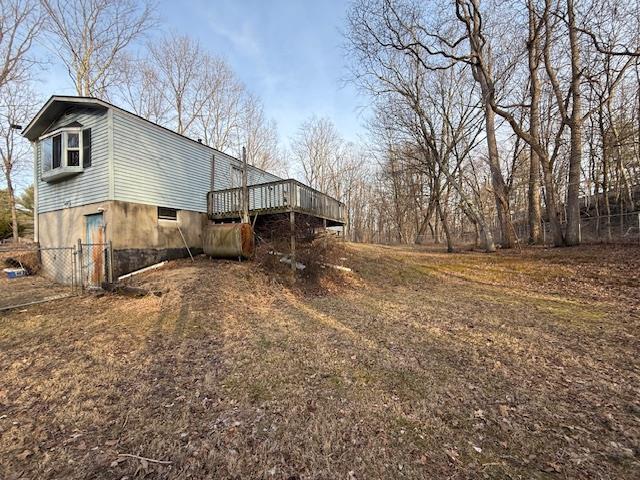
[148,33,222,135]
[340,0,640,248]
[116,31,285,174]
[0,0,43,89]
[526,0,543,243]
[41,0,156,97]
[239,93,285,174]
[0,0,42,242]
[451,0,517,248]
[114,54,169,124]
[345,0,497,251]
[0,82,38,241]
[197,57,245,152]
[291,116,344,194]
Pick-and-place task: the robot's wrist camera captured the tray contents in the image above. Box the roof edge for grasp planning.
[22,95,282,181]
[22,96,109,141]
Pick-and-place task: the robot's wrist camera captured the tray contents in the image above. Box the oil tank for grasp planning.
[203,223,254,259]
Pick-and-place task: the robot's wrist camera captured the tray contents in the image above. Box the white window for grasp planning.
[40,127,86,175]
[66,132,80,166]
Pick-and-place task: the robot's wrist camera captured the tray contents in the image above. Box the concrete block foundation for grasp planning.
[112,247,203,279]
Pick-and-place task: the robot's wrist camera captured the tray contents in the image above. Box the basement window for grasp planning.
[158,207,178,221]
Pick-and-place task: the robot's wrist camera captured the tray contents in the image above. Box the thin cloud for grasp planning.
[207,20,262,58]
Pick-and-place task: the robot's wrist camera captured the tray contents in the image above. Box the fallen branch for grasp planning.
[103,284,166,297]
[321,263,352,272]
[267,250,306,270]
[279,256,306,270]
[117,453,172,465]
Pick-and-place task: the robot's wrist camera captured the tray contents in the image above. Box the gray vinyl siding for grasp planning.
[34,101,281,215]
[36,108,109,213]
[112,109,280,212]
[212,152,281,191]
[248,165,280,185]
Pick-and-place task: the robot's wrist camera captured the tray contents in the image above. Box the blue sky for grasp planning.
[37,0,366,145]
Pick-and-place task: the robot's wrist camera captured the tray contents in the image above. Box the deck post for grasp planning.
[290,210,296,273]
[322,217,328,248]
[241,147,249,224]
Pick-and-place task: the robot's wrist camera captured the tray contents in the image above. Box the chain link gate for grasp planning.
[78,241,113,289]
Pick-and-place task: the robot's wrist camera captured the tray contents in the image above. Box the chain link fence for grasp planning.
[565,212,640,245]
[0,242,113,311]
[0,245,77,310]
[415,211,640,247]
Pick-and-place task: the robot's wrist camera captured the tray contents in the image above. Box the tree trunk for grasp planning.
[415,199,436,244]
[565,0,583,246]
[486,101,515,248]
[437,200,454,252]
[473,220,479,248]
[462,1,515,249]
[540,158,565,245]
[478,223,496,252]
[6,176,19,242]
[527,2,543,243]
[598,108,613,241]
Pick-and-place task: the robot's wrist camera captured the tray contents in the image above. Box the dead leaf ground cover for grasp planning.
[0,243,638,479]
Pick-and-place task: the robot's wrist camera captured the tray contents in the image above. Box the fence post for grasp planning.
[77,238,84,291]
[72,245,77,293]
[542,222,546,245]
[108,240,114,284]
[578,219,582,244]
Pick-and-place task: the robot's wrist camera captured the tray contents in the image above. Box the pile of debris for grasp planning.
[1,249,40,278]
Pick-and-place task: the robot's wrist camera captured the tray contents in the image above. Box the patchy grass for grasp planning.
[0,244,638,479]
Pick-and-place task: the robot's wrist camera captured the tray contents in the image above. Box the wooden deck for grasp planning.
[208,179,345,225]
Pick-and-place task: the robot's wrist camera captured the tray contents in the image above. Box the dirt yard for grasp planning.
[0,244,638,479]
[0,275,73,310]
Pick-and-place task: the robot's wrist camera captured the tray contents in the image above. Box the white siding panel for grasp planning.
[36,108,110,213]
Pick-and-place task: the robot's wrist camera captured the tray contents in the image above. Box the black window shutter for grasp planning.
[52,135,62,168]
[82,128,92,167]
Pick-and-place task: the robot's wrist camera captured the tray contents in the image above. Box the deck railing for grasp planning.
[208,179,345,224]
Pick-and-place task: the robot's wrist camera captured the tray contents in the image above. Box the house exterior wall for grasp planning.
[212,149,281,190]
[37,201,112,284]
[38,201,112,248]
[111,108,280,213]
[34,102,281,219]
[32,98,284,279]
[38,199,207,279]
[108,201,205,250]
[107,200,207,277]
[35,107,110,213]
